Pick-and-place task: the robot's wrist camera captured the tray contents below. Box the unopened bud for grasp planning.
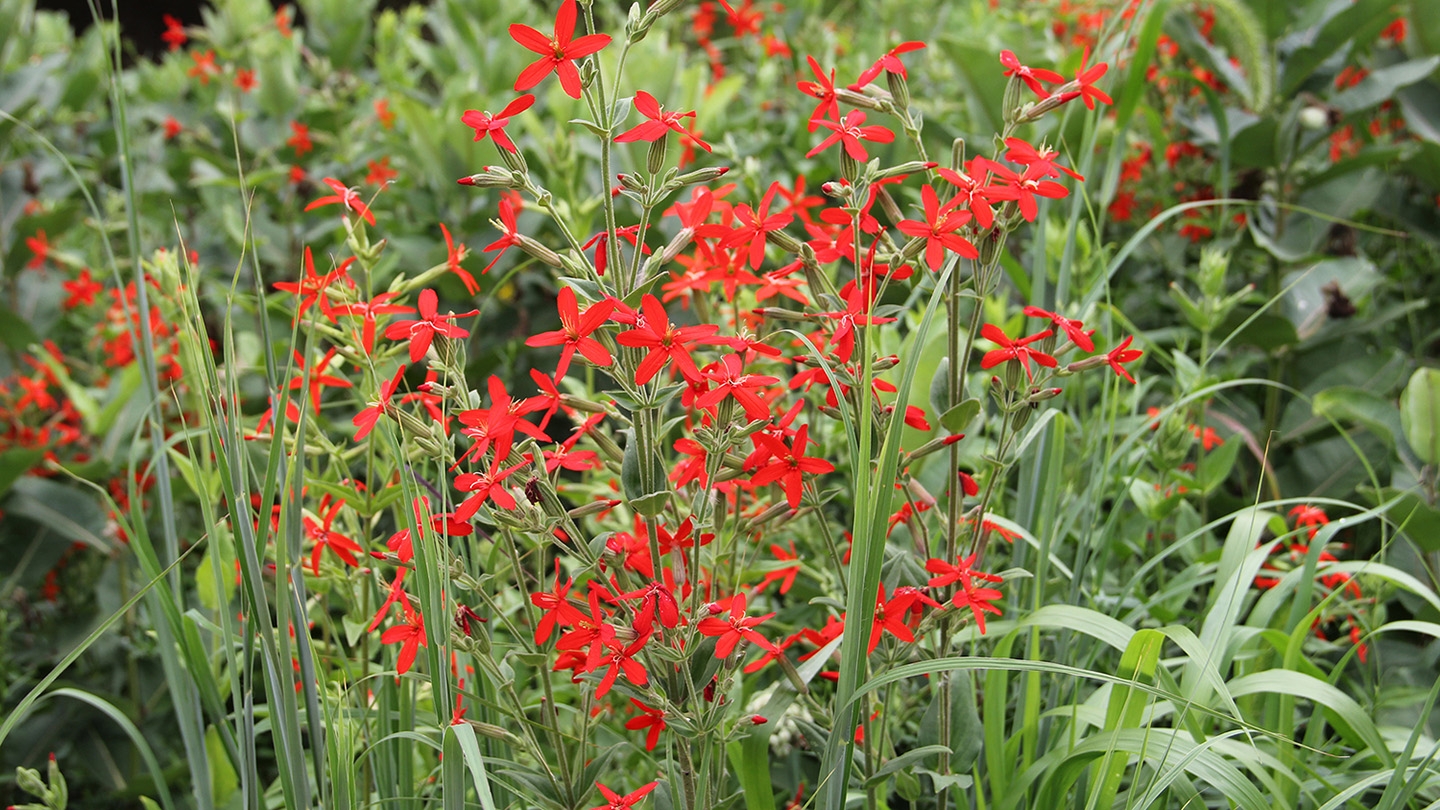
[568,498,622,519]
[1026,387,1062,403]
[750,714,769,725]
[874,354,899,371]
[950,138,966,172]
[875,160,936,181]
[769,227,803,255]
[500,146,528,174]
[1066,355,1108,373]
[470,721,523,745]
[820,181,852,200]
[675,165,731,186]
[886,70,911,111]
[876,185,905,226]
[835,86,886,111]
[617,172,648,193]
[517,234,564,268]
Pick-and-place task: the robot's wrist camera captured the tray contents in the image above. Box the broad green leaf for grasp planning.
[1091,629,1164,810]
[1313,385,1402,450]
[1332,57,1440,115]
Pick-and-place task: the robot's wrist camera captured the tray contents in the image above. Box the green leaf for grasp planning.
[0,448,45,498]
[0,303,39,351]
[866,745,952,786]
[206,725,238,807]
[1332,57,1440,115]
[1359,486,1440,551]
[1195,438,1243,494]
[1313,385,1402,450]
[1400,367,1440,465]
[445,723,498,810]
[1090,629,1164,810]
[1281,0,1404,97]
[939,399,980,435]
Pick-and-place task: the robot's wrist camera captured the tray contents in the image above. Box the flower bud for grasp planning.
[15,766,48,800]
[569,498,622,519]
[516,234,564,268]
[886,69,911,111]
[768,227,803,255]
[500,145,528,174]
[751,714,769,725]
[876,185,905,227]
[950,138,966,173]
[874,160,935,181]
[1026,387,1062,403]
[646,136,670,175]
[675,165,731,186]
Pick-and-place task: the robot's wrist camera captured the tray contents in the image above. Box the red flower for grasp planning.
[188,49,220,84]
[752,542,800,594]
[589,781,658,810]
[163,116,183,140]
[510,0,612,99]
[26,230,50,269]
[581,224,649,277]
[978,323,1057,380]
[1065,47,1111,109]
[383,289,477,363]
[274,246,354,324]
[749,425,834,509]
[481,196,522,274]
[62,268,102,309]
[453,459,526,519]
[1003,138,1083,182]
[797,55,839,130]
[1289,504,1329,539]
[234,68,257,93]
[375,98,395,129]
[526,286,615,381]
[719,182,794,270]
[616,91,710,151]
[868,584,941,653]
[286,347,352,412]
[365,157,397,187]
[974,158,1069,222]
[592,631,649,700]
[531,562,588,644]
[161,14,187,50]
[1023,305,1094,352]
[851,41,926,89]
[353,365,408,440]
[625,700,667,751]
[806,110,895,161]
[1104,335,1143,384]
[697,353,779,422]
[440,223,479,295]
[327,292,412,355]
[613,294,720,384]
[896,184,977,271]
[381,605,426,675]
[999,49,1063,98]
[697,592,777,657]
[304,177,377,226]
[287,121,313,156]
[814,281,897,363]
[305,496,363,576]
[455,375,550,465]
[461,94,535,153]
